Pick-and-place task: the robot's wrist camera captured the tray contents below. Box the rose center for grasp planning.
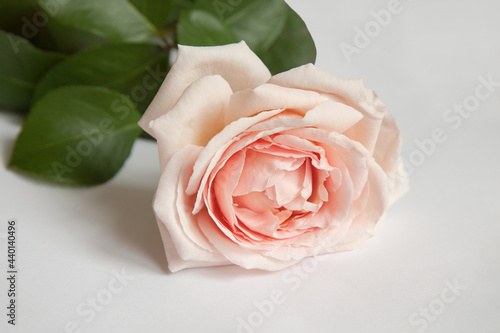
[223,136,336,238]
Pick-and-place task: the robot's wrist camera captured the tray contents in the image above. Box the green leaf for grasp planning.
[0,1,64,53]
[176,0,316,74]
[177,9,238,46]
[128,0,175,29]
[211,0,287,53]
[0,0,38,33]
[9,86,142,186]
[34,43,168,113]
[37,0,157,43]
[166,0,196,25]
[0,30,64,112]
[257,3,316,75]
[185,0,287,54]
[257,3,317,75]
[44,18,110,54]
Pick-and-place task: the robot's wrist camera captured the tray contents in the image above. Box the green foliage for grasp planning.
[37,0,157,43]
[177,9,238,46]
[9,86,142,185]
[2,0,316,186]
[257,3,317,75]
[0,31,64,112]
[128,0,176,29]
[178,0,316,74]
[34,43,168,113]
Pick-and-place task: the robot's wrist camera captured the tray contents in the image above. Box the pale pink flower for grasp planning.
[140,41,408,272]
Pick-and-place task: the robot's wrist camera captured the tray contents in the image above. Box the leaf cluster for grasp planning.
[1,0,316,185]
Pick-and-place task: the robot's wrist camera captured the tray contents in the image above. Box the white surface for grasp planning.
[1,0,500,332]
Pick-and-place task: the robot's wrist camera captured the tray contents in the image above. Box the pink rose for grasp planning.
[140,41,408,272]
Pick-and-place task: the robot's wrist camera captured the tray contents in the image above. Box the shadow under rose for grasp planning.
[193,263,282,280]
[86,182,285,278]
[79,181,308,279]
[86,183,170,274]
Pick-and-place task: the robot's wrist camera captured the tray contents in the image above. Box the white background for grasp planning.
[1,0,500,332]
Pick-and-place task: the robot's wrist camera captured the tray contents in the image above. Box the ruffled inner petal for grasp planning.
[210,150,246,232]
[193,117,387,265]
[203,128,354,245]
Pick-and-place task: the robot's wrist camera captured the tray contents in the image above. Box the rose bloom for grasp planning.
[139,41,408,272]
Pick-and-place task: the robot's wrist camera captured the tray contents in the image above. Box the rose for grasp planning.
[139,41,408,272]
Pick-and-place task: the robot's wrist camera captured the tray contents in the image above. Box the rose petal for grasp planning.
[210,150,246,232]
[191,118,314,215]
[342,112,384,154]
[233,191,277,213]
[225,84,322,124]
[274,163,306,208]
[139,41,271,133]
[303,160,354,230]
[330,153,388,252]
[269,63,386,152]
[388,158,409,205]
[198,210,299,270]
[269,64,380,114]
[153,145,229,272]
[371,112,409,204]
[156,223,228,272]
[247,100,363,135]
[285,128,368,200]
[302,101,363,133]
[232,149,289,196]
[263,134,334,172]
[261,150,374,262]
[186,109,283,198]
[233,206,280,237]
[150,75,232,169]
[301,159,313,199]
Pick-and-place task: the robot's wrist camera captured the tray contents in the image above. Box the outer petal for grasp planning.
[198,209,299,271]
[139,41,271,133]
[328,140,389,252]
[389,158,409,205]
[153,144,229,272]
[301,101,363,133]
[156,223,227,272]
[149,75,232,170]
[269,64,386,153]
[372,113,409,204]
[237,100,363,139]
[269,64,381,114]
[269,63,408,201]
[225,84,322,124]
